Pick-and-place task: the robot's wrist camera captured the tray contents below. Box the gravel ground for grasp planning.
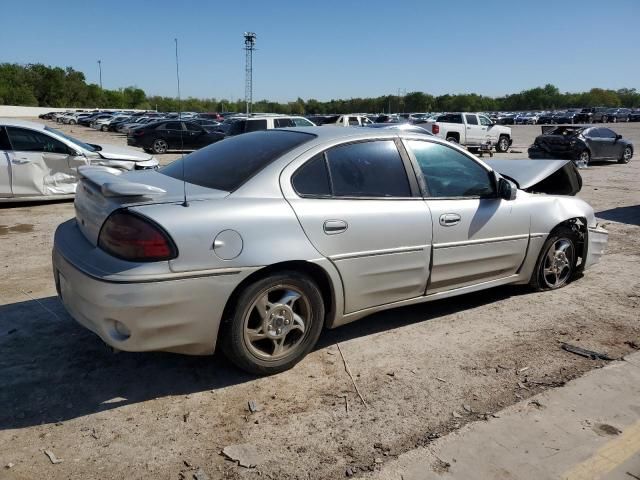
[0,120,639,479]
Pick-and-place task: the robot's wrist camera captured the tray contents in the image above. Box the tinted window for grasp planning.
[599,128,617,139]
[184,122,203,132]
[274,118,296,128]
[437,114,463,124]
[161,130,315,192]
[465,114,478,125]
[407,140,494,198]
[245,119,268,132]
[325,141,411,197]
[163,122,182,130]
[6,127,69,154]
[0,127,11,150]
[292,154,331,196]
[584,128,599,138]
[348,117,360,126]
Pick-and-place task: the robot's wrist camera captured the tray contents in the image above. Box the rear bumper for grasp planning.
[583,225,608,270]
[52,221,257,355]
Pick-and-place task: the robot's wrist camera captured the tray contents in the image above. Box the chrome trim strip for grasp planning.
[434,234,530,249]
[331,245,427,261]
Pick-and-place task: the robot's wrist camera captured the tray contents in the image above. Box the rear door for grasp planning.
[284,139,432,314]
[160,121,184,149]
[184,122,207,149]
[404,139,529,293]
[5,126,76,197]
[0,127,12,197]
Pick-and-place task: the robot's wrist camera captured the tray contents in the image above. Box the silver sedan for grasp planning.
[52,127,607,374]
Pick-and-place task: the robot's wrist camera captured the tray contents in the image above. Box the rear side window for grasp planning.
[292,154,331,196]
[437,114,463,124]
[162,122,182,130]
[465,114,478,125]
[245,119,268,132]
[407,140,494,198]
[6,127,69,154]
[0,127,11,150]
[274,118,295,128]
[161,130,315,192]
[326,141,411,197]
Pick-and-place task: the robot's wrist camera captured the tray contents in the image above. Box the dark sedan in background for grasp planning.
[127,120,225,154]
[528,126,633,165]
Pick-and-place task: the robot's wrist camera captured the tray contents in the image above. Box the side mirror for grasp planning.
[615,134,622,140]
[498,176,517,201]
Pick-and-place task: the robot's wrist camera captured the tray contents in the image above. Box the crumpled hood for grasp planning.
[92,144,154,162]
[485,159,582,196]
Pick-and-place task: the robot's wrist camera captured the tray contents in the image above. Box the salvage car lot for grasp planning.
[1,121,639,479]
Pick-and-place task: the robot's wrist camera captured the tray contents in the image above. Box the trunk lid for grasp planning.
[74,166,228,246]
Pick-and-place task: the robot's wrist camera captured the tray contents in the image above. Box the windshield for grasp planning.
[161,130,316,192]
[44,126,97,152]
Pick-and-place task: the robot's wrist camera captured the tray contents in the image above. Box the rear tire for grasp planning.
[101,125,108,132]
[446,135,459,144]
[529,227,578,291]
[221,271,325,375]
[151,139,168,154]
[577,149,591,166]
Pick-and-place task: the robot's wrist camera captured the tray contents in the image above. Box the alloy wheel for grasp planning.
[542,239,574,288]
[242,285,311,361]
[153,139,168,153]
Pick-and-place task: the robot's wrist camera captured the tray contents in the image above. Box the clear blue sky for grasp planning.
[1,0,638,102]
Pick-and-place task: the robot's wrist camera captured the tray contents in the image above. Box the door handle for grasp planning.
[439,213,461,226]
[12,158,30,164]
[323,219,348,235]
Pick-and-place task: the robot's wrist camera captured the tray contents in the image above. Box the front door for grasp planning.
[404,139,529,293]
[284,139,432,314]
[597,128,624,159]
[464,114,484,146]
[5,126,76,197]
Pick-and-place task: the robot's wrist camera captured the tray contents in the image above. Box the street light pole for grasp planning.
[97,60,102,89]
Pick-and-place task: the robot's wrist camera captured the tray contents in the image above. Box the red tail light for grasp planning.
[98,211,177,262]
[432,124,439,134]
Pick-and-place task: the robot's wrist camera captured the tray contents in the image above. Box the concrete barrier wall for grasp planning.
[0,106,145,117]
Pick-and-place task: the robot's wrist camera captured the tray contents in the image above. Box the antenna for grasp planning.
[175,38,188,207]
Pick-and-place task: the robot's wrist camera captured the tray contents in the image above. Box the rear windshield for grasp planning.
[161,130,315,192]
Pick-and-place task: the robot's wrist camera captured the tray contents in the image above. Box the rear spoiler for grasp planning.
[78,166,166,198]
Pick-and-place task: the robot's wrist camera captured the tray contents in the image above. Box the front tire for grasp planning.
[221,271,325,375]
[101,125,108,132]
[495,135,510,153]
[530,227,578,291]
[577,149,591,166]
[619,146,633,164]
[151,139,168,154]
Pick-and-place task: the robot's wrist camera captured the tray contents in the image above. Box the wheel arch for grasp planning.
[547,217,588,271]
[217,260,339,347]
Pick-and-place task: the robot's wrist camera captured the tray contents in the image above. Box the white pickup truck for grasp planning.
[321,115,372,127]
[427,113,512,152]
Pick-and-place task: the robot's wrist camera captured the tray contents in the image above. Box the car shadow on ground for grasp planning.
[596,205,640,227]
[0,286,525,430]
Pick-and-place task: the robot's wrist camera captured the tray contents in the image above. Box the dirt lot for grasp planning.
[1,120,639,480]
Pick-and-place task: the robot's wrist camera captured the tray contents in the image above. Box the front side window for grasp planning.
[407,140,494,198]
[6,127,69,154]
[325,141,411,197]
[184,122,203,132]
[479,115,492,126]
[292,117,315,127]
[599,128,617,139]
[465,114,478,125]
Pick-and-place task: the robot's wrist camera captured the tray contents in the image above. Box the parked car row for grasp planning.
[490,107,639,125]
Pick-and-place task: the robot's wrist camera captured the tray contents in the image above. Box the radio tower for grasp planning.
[243,32,257,115]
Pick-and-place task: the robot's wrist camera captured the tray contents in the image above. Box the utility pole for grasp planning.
[243,32,257,115]
[97,60,102,89]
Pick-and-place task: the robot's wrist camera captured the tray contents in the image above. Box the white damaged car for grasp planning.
[0,119,158,202]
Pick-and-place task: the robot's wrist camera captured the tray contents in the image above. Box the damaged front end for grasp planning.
[484,159,582,196]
